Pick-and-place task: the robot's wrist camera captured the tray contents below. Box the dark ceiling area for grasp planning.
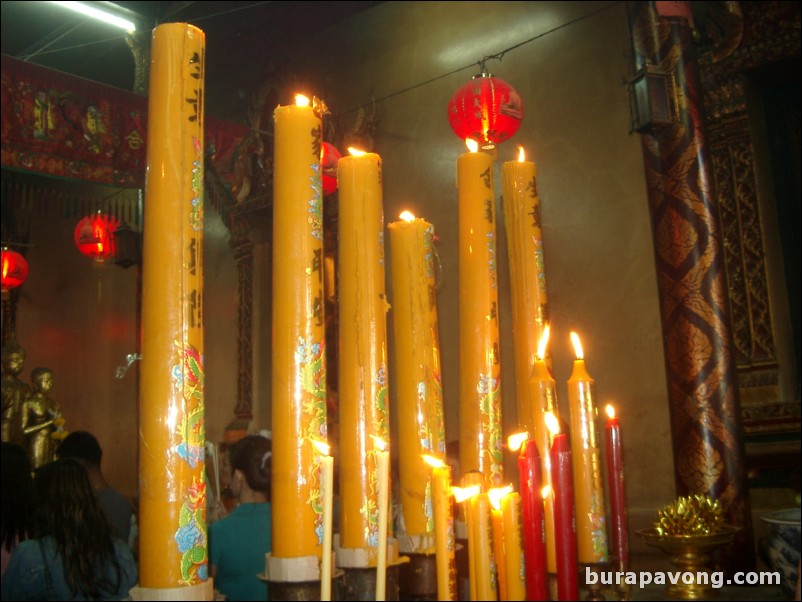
[1,1,383,121]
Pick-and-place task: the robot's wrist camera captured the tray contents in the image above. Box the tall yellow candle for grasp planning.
[272,94,327,559]
[529,326,559,573]
[313,441,334,601]
[455,473,483,601]
[388,213,445,548]
[337,148,390,552]
[457,139,503,487]
[423,456,456,601]
[471,493,498,601]
[501,146,550,435]
[375,438,390,601]
[501,492,526,601]
[488,486,513,601]
[567,332,609,564]
[138,23,210,596]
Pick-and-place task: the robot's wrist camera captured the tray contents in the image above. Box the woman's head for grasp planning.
[35,458,109,539]
[229,434,271,495]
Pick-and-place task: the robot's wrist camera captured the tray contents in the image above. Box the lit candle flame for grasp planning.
[422,454,445,469]
[488,485,514,511]
[507,432,529,452]
[451,484,481,503]
[545,411,561,435]
[465,138,479,153]
[312,440,331,456]
[348,147,367,157]
[400,210,416,222]
[518,145,526,162]
[541,485,551,499]
[370,435,388,452]
[606,404,616,420]
[536,324,551,361]
[295,94,310,107]
[570,331,584,360]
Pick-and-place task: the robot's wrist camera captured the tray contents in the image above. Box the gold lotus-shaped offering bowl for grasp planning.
[636,526,739,599]
[638,495,738,600]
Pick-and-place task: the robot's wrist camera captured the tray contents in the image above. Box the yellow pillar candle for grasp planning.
[567,332,609,564]
[501,146,550,435]
[272,94,328,559]
[139,22,209,592]
[337,149,390,552]
[488,486,513,601]
[457,139,503,487]
[423,456,457,601]
[529,326,559,573]
[502,492,526,601]
[388,213,445,548]
[471,493,498,601]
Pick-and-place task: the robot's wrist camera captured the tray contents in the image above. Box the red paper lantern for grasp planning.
[447,74,523,146]
[74,213,119,262]
[1,248,28,291]
[321,141,342,196]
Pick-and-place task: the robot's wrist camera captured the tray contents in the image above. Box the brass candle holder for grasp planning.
[636,526,738,600]
[579,558,616,602]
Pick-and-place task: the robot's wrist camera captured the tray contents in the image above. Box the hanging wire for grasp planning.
[335,1,622,119]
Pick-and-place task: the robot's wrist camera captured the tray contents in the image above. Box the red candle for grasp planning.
[547,413,578,601]
[515,437,548,600]
[605,404,629,573]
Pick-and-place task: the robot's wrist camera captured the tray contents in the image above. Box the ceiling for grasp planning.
[1,1,383,120]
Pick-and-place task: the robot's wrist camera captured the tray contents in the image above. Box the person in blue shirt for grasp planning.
[1,458,137,601]
[210,434,272,601]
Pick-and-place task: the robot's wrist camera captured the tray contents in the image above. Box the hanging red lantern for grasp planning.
[321,141,342,196]
[1,248,28,292]
[447,73,524,146]
[74,213,120,263]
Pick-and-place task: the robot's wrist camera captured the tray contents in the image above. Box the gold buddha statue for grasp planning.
[1,340,31,447]
[22,367,62,470]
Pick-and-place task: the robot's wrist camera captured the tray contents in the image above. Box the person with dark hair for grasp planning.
[209,434,272,601]
[55,431,134,547]
[1,442,36,579]
[1,458,137,600]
